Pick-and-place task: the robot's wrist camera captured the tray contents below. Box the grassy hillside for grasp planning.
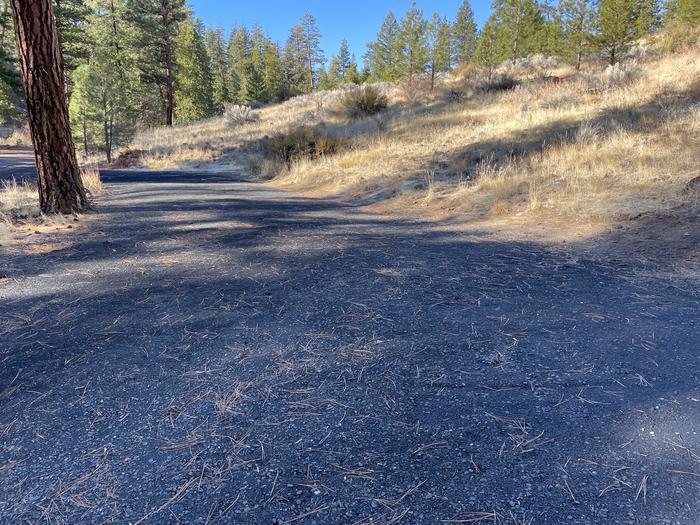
[128,47,700,250]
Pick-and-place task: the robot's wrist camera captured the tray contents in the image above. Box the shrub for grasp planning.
[339,86,389,119]
[223,104,259,125]
[579,61,643,93]
[495,54,560,79]
[264,125,345,165]
[476,74,519,94]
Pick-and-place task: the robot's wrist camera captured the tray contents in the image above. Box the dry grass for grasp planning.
[0,126,32,148]
[126,48,700,240]
[81,165,103,195]
[0,165,103,246]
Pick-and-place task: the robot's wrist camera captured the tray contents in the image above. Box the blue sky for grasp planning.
[188,1,493,63]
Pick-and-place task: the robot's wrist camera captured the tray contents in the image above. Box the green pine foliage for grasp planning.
[366,11,401,81]
[397,3,430,82]
[123,0,188,125]
[560,0,597,69]
[428,14,452,89]
[634,0,662,34]
[0,0,21,123]
[473,17,502,73]
[69,0,138,162]
[54,0,92,76]
[286,14,325,93]
[452,0,478,64]
[174,18,215,123]
[205,27,231,112]
[597,0,639,64]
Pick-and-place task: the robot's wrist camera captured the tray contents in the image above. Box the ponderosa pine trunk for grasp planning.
[10,0,87,214]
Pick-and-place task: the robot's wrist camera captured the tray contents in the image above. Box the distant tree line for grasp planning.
[368,0,697,81]
[1,0,698,162]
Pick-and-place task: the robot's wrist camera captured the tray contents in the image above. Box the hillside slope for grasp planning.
[128,49,700,271]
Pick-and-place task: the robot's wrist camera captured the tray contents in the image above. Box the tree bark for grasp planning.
[10,0,86,214]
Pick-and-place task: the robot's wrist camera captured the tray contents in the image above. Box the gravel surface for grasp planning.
[1,162,699,524]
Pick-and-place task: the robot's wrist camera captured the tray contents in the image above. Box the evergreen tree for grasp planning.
[287,13,324,92]
[227,26,252,103]
[124,0,187,126]
[345,55,361,84]
[205,26,230,112]
[494,0,547,64]
[336,38,352,78]
[282,35,307,97]
[452,0,478,64]
[69,0,137,162]
[366,11,401,81]
[323,55,341,89]
[242,63,266,104]
[174,17,215,123]
[473,17,501,74]
[397,2,429,83]
[596,0,638,64]
[54,0,92,76]
[539,0,566,56]
[561,0,597,69]
[263,41,285,102]
[634,0,662,34]
[0,0,21,122]
[428,14,451,90]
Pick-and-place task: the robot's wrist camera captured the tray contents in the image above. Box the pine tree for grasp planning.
[242,64,266,104]
[493,0,547,64]
[366,11,401,81]
[560,0,597,69]
[281,36,306,98]
[337,38,352,78]
[263,41,285,102]
[634,0,662,34]
[69,0,138,162]
[174,17,215,123]
[397,2,429,83]
[0,0,21,123]
[227,26,252,103]
[452,0,478,64]
[205,26,230,112]
[428,14,451,90]
[288,13,324,93]
[474,17,501,74]
[54,0,92,76]
[345,58,361,84]
[539,0,565,57]
[124,0,187,126]
[596,0,638,64]
[10,0,87,213]
[323,55,341,89]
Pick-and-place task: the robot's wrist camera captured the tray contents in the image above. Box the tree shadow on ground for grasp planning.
[0,171,698,524]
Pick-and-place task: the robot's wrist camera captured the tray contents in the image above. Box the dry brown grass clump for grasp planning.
[81,165,103,195]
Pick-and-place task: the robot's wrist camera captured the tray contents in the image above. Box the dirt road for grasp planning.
[1,155,698,524]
